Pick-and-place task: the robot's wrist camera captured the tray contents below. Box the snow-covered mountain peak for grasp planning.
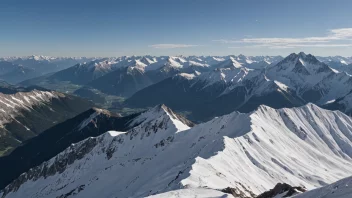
[266,53,335,90]
[125,59,148,72]
[128,104,193,132]
[214,56,244,69]
[77,108,121,130]
[140,57,156,65]
[75,59,111,71]
[282,52,311,63]
[28,55,47,61]
[2,104,352,198]
[165,57,183,68]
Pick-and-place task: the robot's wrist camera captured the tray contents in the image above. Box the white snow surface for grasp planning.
[0,90,62,126]
[295,176,352,198]
[177,73,196,80]
[2,104,352,198]
[146,188,234,198]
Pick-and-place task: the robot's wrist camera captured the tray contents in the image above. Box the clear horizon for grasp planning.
[1,0,352,57]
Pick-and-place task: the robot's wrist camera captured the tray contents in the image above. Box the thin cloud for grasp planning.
[149,44,199,49]
[330,28,352,38]
[215,28,352,48]
[229,44,352,49]
[286,44,352,48]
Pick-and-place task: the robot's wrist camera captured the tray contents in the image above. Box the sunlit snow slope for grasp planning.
[295,176,352,198]
[2,104,352,198]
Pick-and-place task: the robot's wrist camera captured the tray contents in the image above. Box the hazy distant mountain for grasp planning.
[19,55,282,95]
[3,55,93,73]
[16,53,352,117]
[46,59,118,84]
[0,61,19,76]
[0,65,36,84]
[0,61,37,84]
[0,56,94,84]
[2,104,352,198]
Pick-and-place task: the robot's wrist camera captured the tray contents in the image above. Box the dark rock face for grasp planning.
[220,186,255,198]
[159,104,195,127]
[301,89,323,103]
[256,183,306,198]
[236,89,304,113]
[1,137,99,197]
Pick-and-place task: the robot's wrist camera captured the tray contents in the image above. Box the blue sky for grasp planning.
[1,0,352,57]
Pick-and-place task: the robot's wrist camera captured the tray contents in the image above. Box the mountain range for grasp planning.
[19,55,283,105]
[1,52,352,198]
[125,52,352,121]
[0,107,144,190]
[17,53,352,122]
[1,104,352,198]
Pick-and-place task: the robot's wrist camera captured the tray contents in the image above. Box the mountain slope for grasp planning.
[295,176,352,198]
[146,188,235,198]
[126,67,305,121]
[49,59,117,85]
[0,107,142,190]
[0,61,38,84]
[0,88,93,155]
[19,59,117,93]
[2,104,352,198]
[76,67,155,98]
